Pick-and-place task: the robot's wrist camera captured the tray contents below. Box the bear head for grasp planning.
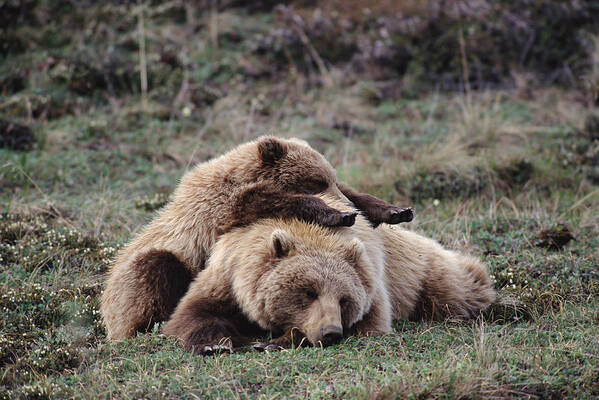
[228,219,384,348]
[256,137,342,197]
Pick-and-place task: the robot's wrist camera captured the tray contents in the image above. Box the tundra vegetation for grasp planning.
[1,0,598,398]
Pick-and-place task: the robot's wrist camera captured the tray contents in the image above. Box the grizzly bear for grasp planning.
[163,194,496,354]
[101,136,413,340]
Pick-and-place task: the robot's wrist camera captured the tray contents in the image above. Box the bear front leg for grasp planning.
[337,183,413,228]
[163,297,264,355]
[228,183,357,232]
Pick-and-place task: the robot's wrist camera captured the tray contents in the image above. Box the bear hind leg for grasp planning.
[409,256,496,321]
[461,257,497,318]
[130,249,192,330]
[102,249,192,340]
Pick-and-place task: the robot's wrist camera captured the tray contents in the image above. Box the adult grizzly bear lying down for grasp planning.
[101,136,413,340]
[163,194,496,354]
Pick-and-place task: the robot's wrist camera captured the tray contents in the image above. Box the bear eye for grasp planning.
[339,298,349,307]
[305,290,317,300]
[310,179,328,192]
[300,179,328,194]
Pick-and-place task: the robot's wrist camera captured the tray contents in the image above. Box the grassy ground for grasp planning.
[2,2,599,399]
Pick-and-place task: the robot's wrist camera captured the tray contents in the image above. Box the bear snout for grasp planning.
[318,325,343,347]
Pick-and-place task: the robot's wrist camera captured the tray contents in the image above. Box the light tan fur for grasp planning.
[164,195,496,350]
[101,136,351,340]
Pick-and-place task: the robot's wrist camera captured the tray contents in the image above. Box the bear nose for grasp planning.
[320,325,343,347]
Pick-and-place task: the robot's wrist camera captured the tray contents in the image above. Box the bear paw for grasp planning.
[340,211,358,227]
[198,341,234,355]
[368,207,413,227]
[325,211,358,227]
[185,336,234,355]
[385,207,414,224]
[252,342,285,352]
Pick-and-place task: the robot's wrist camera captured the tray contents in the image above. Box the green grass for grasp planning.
[1,2,599,399]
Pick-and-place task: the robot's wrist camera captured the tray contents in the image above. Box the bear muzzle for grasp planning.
[317,325,343,347]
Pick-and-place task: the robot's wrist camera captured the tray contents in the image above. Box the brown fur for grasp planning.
[226,181,357,234]
[101,136,409,340]
[163,195,496,353]
[102,249,191,338]
[338,183,413,227]
[163,296,263,354]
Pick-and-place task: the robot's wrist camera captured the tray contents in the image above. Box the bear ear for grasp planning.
[270,229,295,258]
[258,137,288,167]
[346,238,365,264]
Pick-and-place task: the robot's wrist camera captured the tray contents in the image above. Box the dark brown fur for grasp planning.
[128,250,192,334]
[258,138,287,167]
[338,183,414,228]
[223,182,357,234]
[163,297,264,354]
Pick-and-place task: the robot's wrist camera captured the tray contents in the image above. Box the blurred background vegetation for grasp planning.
[2,0,598,124]
[1,1,599,398]
[0,0,599,111]
[2,0,599,203]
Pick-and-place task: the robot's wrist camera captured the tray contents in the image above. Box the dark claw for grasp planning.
[253,342,266,352]
[253,342,284,352]
[391,207,413,224]
[265,343,283,351]
[371,207,414,228]
[340,211,358,227]
[387,210,401,224]
[201,343,233,355]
